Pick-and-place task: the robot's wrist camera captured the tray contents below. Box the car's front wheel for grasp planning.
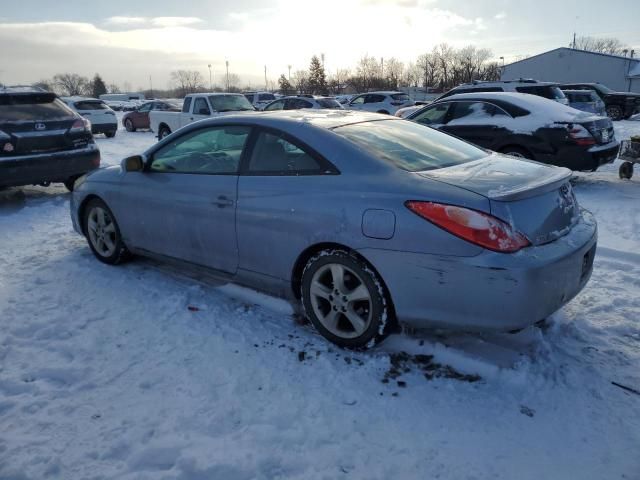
[606,105,623,121]
[83,198,129,265]
[158,126,171,140]
[301,249,391,349]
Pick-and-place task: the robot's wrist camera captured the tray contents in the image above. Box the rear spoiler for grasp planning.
[488,167,572,201]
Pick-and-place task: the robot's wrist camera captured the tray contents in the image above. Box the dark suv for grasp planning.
[437,79,569,105]
[560,83,640,120]
[0,87,100,191]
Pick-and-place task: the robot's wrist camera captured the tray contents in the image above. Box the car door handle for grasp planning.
[212,195,234,207]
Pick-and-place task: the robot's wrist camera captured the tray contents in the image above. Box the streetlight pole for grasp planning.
[264,65,267,91]
[499,56,505,79]
[225,60,229,92]
[208,64,212,91]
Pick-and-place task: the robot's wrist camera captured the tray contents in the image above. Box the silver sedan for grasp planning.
[70,110,597,348]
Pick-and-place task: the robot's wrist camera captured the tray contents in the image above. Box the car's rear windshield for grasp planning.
[258,93,275,101]
[316,98,341,109]
[567,92,595,103]
[74,100,110,111]
[209,95,255,112]
[334,119,486,172]
[516,85,567,100]
[0,94,75,121]
[391,93,410,101]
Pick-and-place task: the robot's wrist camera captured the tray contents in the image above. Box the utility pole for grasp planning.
[264,65,267,91]
[208,64,212,90]
[149,75,153,98]
[572,32,576,49]
[381,57,384,79]
[225,60,229,92]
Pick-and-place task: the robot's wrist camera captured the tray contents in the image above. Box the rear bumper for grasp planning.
[0,145,100,188]
[358,210,597,332]
[537,141,620,171]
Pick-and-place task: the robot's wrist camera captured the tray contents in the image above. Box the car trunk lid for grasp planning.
[1,119,77,155]
[420,154,578,246]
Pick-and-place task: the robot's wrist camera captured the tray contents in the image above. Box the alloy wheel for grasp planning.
[309,263,373,339]
[87,206,117,257]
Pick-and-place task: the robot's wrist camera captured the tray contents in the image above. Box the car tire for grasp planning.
[377,110,390,115]
[500,146,533,159]
[124,119,135,132]
[301,249,391,349]
[619,161,634,179]
[64,176,78,192]
[158,126,171,140]
[83,198,130,265]
[105,131,116,138]
[606,105,623,121]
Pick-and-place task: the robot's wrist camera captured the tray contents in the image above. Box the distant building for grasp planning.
[501,47,640,93]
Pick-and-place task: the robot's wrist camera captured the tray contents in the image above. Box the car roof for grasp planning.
[562,89,597,95]
[61,96,103,102]
[0,85,50,95]
[188,109,397,130]
[356,91,404,95]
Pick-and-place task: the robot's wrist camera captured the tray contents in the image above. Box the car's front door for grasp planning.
[347,94,366,110]
[115,125,252,274]
[135,102,152,128]
[410,102,452,130]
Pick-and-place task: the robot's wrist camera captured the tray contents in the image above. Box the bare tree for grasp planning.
[292,70,309,93]
[384,57,404,89]
[356,55,381,90]
[107,83,121,93]
[170,70,205,97]
[53,73,89,96]
[574,36,628,55]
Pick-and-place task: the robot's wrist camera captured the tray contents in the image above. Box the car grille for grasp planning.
[586,119,615,144]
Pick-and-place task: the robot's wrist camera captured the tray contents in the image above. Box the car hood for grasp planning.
[85,165,122,183]
[419,153,572,201]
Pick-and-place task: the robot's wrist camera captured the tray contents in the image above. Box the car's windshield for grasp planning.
[209,95,255,112]
[333,119,486,171]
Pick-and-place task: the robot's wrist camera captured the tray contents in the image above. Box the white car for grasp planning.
[61,97,118,138]
[345,91,414,115]
[394,101,432,118]
[243,91,277,110]
[149,92,255,140]
[262,96,344,111]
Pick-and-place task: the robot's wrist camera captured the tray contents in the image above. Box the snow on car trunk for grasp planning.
[421,154,578,246]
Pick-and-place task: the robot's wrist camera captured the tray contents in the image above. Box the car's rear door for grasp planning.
[115,125,252,274]
[440,101,511,148]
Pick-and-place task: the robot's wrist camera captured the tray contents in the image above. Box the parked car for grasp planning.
[61,97,118,138]
[243,91,277,110]
[0,86,100,191]
[149,93,255,140]
[560,82,640,120]
[563,90,606,116]
[263,96,343,111]
[406,92,619,171]
[70,110,596,349]
[394,101,431,118]
[438,79,569,105]
[335,94,353,105]
[345,91,414,115]
[123,100,182,132]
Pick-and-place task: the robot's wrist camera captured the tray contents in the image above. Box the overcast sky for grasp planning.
[1,0,639,89]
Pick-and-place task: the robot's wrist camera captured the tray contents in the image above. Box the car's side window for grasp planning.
[412,103,450,125]
[138,103,152,113]
[350,95,365,105]
[182,97,192,113]
[265,100,285,111]
[292,99,313,109]
[247,131,325,175]
[448,102,500,123]
[149,126,251,175]
[365,94,385,104]
[193,97,211,116]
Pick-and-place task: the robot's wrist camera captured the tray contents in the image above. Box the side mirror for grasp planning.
[122,155,144,172]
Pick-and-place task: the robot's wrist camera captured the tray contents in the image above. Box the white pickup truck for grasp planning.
[149,93,255,140]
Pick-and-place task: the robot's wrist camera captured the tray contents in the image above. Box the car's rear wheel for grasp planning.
[606,105,623,121]
[105,130,116,138]
[83,198,129,265]
[124,119,135,132]
[301,249,390,349]
[500,146,532,159]
[64,176,78,192]
[158,126,171,140]
[377,110,390,115]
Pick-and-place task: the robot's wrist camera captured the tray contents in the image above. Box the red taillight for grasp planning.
[92,153,101,167]
[70,118,91,134]
[567,125,595,146]
[405,201,530,253]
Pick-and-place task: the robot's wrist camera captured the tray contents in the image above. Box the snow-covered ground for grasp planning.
[1,114,639,479]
